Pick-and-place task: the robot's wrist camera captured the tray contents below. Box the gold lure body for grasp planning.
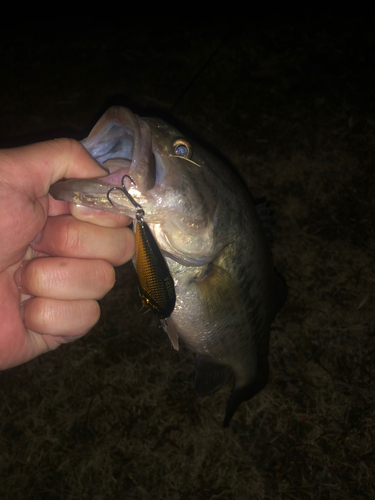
[135,213,176,318]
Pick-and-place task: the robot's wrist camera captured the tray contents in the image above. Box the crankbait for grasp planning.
[107,175,176,319]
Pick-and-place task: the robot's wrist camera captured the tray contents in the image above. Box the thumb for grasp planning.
[0,138,102,270]
[0,138,104,197]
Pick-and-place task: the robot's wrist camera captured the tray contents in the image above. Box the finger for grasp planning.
[69,203,133,228]
[31,214,135,266]
[1,138,104,198]
[47,196,133,228]
[0,182,47,270]
[22,297,100,336]
[15,257,116,300]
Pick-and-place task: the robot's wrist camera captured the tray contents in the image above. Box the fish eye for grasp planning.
[172,138,192,159]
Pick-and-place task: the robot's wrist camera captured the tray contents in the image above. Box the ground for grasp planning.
[1,19,374,499]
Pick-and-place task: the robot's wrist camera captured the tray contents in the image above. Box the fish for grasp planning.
[49,106,287,427]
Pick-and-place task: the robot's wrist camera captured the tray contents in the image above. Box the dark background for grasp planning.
[1,19,374,499]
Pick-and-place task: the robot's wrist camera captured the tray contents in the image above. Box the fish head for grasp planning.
[50,106,238,266]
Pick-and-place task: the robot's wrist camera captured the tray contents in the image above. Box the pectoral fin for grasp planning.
[161,317,179,351]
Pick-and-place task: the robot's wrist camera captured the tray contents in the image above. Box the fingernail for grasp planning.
[14,265,23,290]
[30,231,42,247]
[14,264,29,295]
[19,301,24,321]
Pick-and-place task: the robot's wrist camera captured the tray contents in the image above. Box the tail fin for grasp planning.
[223,359,269,427]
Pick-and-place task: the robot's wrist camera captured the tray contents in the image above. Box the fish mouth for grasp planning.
[49,106,156,215]
[82,106,156,192]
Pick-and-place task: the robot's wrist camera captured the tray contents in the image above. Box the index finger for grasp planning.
[48,197,133,228]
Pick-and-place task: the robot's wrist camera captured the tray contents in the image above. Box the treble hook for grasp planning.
[107,174,144,219]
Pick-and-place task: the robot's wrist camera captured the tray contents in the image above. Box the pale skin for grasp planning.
[0,138,135,370]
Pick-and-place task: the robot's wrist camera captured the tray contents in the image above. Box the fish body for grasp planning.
[50,106,286,426]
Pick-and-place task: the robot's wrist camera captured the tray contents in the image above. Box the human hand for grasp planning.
[0,138,135,369]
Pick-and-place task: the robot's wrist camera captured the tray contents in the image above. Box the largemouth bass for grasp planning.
[50,106,286,426]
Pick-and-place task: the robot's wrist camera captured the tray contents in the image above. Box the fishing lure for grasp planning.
[107,175,176,319]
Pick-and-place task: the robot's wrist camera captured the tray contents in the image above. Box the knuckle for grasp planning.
[94,261,116,296]
[24,259,48,295]
[55,217,83,254]
[50,137,82,158]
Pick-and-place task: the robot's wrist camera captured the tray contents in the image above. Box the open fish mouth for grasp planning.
[49,107,157,217]
[82,120,135,169]
[81,106,156,193]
